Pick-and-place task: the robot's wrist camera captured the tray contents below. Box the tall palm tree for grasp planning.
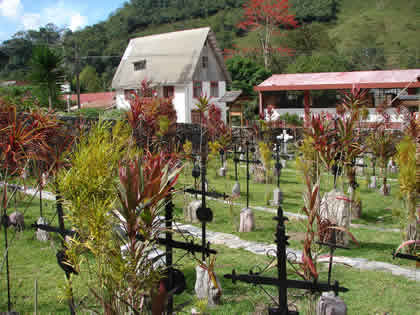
[30,45,64,110]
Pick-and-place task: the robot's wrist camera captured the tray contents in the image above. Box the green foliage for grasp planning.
[290,0,338,22]
[394,136,417,245]
[79,65,102,92]
[286,53,349,74]
[57,121,148,312]
[329,0,420,69]
[226,55,272,96]
[58,121,130,229]
[280,22,335,53]
[0,85,40,111]
[395,136,416,200]
[2,0,420,86]
[278,112,303,126]
[29,45,64,109]
[258,141,272,170]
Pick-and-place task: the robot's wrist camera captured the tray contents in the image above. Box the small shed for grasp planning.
[219,90,243,126]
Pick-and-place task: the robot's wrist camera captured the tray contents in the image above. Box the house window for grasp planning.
[193,81,202,98]
[163,86,174,98]
[202,56,208,69]
[191,110,201,124]
[210,81,219,97]
[133,60,146,71]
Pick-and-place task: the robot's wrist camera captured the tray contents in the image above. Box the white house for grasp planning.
[112,27,232,123]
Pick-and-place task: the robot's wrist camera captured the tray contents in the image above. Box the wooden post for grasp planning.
[34,279,38,315]
[304,90,311,128]
[259,92,263,118]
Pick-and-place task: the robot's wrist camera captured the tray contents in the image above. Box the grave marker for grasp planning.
[225,206,348,314]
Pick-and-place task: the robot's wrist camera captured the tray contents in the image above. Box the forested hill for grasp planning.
[0,0,419,92]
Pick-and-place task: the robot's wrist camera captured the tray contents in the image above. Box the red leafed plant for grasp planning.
[126,80,177,150]
[116,152,181,312]
[237,0,298,68]
[0,104,56,175]
[0,102,62,311]
[300,172,321,280]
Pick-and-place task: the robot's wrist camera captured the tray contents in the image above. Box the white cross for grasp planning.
[277,130,294,143]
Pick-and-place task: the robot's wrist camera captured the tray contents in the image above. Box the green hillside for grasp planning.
[0,0,419,89]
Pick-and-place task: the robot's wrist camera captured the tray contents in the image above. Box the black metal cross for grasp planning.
[237,141,261,208]
[30,191,77,315]
[372,156,376,177]
[233,144,244,182]
[393,252,420,262]
[163,194,217,313]
[224,206,348,314]
[274,140,283,189]
[246,142,260,208]
[316,230,349,285]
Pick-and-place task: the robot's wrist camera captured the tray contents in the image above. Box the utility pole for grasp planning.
[75,43,81,110]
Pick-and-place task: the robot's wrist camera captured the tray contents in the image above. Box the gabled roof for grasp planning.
[112,27,231,89]
[255,69,420,91]
[219,90,242,102]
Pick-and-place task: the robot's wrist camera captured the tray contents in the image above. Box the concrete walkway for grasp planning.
[174,221,419,282]
[10,184,418,282]
[200,195,400,233]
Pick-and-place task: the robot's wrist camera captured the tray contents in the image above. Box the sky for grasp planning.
[0,0,126,43]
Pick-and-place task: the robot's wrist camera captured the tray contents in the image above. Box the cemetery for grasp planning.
[0,84,419,315]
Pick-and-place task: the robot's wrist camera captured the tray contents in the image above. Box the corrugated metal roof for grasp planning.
[69,92,115,103]
[255,69,420,91]
[398,95,420,100]
[218,90,242,102]
[112,27,231,89]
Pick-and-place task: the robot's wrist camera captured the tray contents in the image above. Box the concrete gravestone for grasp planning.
[185,200,200,223]
[239,207,255,232]
[194,264,222,306]
[35,217,50,241]
[316,292,347,315]
[319,190,351,246]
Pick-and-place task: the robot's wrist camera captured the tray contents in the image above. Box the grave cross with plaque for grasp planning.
[225,206,349,314]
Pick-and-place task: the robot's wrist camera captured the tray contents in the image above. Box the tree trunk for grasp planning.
[48,94,52,111]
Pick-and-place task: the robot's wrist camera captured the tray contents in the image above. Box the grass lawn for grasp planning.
[1,158,418,314]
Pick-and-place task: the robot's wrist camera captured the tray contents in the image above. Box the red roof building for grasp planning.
[68,92,116,109]
[255,69,420,128]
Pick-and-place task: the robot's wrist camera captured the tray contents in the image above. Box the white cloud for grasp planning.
[0,0,22,19]
[69,13,87,31]
[22,13,41,30]
[12,1,88,32]
[41,1,88,31]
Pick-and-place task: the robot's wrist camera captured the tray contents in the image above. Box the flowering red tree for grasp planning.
[237,0,298,68]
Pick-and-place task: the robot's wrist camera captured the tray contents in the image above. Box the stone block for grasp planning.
[35,217,50,241]
[239,207,255,232]
[185,200,200,223]
[273,188,283,206]
[218,167,226,177]
[368,176,376,189]
[316,292,347,315]
[319,190,351,246]
[195,264,222,307]
[232,182,240,196]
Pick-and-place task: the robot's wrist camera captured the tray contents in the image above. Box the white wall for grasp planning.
[115,90,131,110]
[115,81,228,124]
[173,85,188,123]
[185,82,197,123]
[268,107,404,123]
[217,81,227,123]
